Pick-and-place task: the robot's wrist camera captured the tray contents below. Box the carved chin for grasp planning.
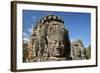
[52,49,63,57]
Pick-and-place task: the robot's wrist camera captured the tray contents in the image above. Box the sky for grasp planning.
[23,10,91,48]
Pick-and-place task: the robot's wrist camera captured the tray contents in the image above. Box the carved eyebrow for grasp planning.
[53,24,57,25]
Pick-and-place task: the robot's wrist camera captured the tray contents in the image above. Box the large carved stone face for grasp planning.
[47,21,65,57]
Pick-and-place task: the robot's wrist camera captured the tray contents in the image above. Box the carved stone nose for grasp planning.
[55,42,60,48]
[55,41,61,49]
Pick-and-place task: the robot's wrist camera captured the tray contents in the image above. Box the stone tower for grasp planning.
[70,40,86,60]
[24,15,71,62]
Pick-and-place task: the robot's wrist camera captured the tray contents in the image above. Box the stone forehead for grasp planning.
[39,15,64,24]
[48,35,64,41]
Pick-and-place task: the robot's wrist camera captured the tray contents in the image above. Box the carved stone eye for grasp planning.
[53,24,57,25]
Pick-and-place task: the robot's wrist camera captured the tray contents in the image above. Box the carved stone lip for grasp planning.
[52,49,64,57]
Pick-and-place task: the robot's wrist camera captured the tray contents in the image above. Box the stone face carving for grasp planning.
[23,15,89,62]
[70,40,86,60]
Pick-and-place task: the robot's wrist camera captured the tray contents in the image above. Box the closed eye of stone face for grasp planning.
[53,24,57,25]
